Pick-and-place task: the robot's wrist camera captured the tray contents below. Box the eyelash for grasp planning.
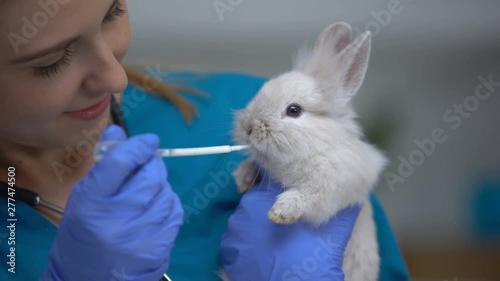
[32,45,74,79]
[103,1,126,24]
[32,1,126,79]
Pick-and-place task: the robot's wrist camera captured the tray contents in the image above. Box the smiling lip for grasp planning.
[63,95,111,121]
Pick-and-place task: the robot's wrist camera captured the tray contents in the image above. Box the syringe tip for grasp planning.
[231,145,250,152]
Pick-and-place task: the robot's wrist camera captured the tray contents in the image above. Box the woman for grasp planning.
[0,1,395,280]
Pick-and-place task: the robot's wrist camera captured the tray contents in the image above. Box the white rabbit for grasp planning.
[222,22,387,281]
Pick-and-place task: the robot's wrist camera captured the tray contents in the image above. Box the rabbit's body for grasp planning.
[232,116,385,280]
[344,201,379,281]
[222,23,387,281]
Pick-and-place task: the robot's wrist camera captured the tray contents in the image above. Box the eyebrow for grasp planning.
[10,0,118,65]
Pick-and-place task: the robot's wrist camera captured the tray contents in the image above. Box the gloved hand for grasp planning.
[41,125,183,281]
[220,172,361,281]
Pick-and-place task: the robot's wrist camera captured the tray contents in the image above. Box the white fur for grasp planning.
[222,23,387,281]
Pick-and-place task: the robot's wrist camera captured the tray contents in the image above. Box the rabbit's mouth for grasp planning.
[247,124,285,158]
[236,113,280,156]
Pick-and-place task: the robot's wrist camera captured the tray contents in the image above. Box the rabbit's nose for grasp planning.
[247,127,253,136]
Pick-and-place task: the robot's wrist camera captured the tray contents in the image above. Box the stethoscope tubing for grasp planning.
[0,95,174,280]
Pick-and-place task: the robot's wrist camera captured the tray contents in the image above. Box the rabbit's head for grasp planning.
[234,23,372,163]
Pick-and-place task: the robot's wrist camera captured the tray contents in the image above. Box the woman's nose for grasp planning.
[82,41,128,95]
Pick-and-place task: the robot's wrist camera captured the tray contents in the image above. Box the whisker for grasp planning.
[253,156,264,189]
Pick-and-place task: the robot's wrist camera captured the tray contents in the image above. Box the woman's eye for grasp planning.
[32,46,74,79]
[286,104,303,118]
[103,1,126,24]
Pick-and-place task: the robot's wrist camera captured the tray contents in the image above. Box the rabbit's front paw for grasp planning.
[268,191,304,224]
[233,160,260,193]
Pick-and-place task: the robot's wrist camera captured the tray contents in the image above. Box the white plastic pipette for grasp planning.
[93,141,249,161]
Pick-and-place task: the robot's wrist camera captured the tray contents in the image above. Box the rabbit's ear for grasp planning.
[314,22,352,55]
[295,22,352,72]
[331,31,371,107]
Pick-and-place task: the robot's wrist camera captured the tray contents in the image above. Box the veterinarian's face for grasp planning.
[0,0,130,148]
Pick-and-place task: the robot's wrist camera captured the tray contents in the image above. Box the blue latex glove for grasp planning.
[41,125,183,281]
[220,173,361,281]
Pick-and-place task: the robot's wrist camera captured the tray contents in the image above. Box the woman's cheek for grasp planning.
[1,74,76,134]
[30,79,77,118]
[117,2,131,61]
[0,83,63,121]
[116,23,130,62]
[98,2,131,63]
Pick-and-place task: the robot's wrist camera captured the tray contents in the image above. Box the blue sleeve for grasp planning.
[370,193,411,281]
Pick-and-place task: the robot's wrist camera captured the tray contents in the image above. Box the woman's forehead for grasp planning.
[0,0,112,61]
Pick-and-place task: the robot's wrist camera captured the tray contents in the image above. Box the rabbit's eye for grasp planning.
[286,104,302,118]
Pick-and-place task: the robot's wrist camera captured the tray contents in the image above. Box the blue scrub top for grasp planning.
[0,72,409,281]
